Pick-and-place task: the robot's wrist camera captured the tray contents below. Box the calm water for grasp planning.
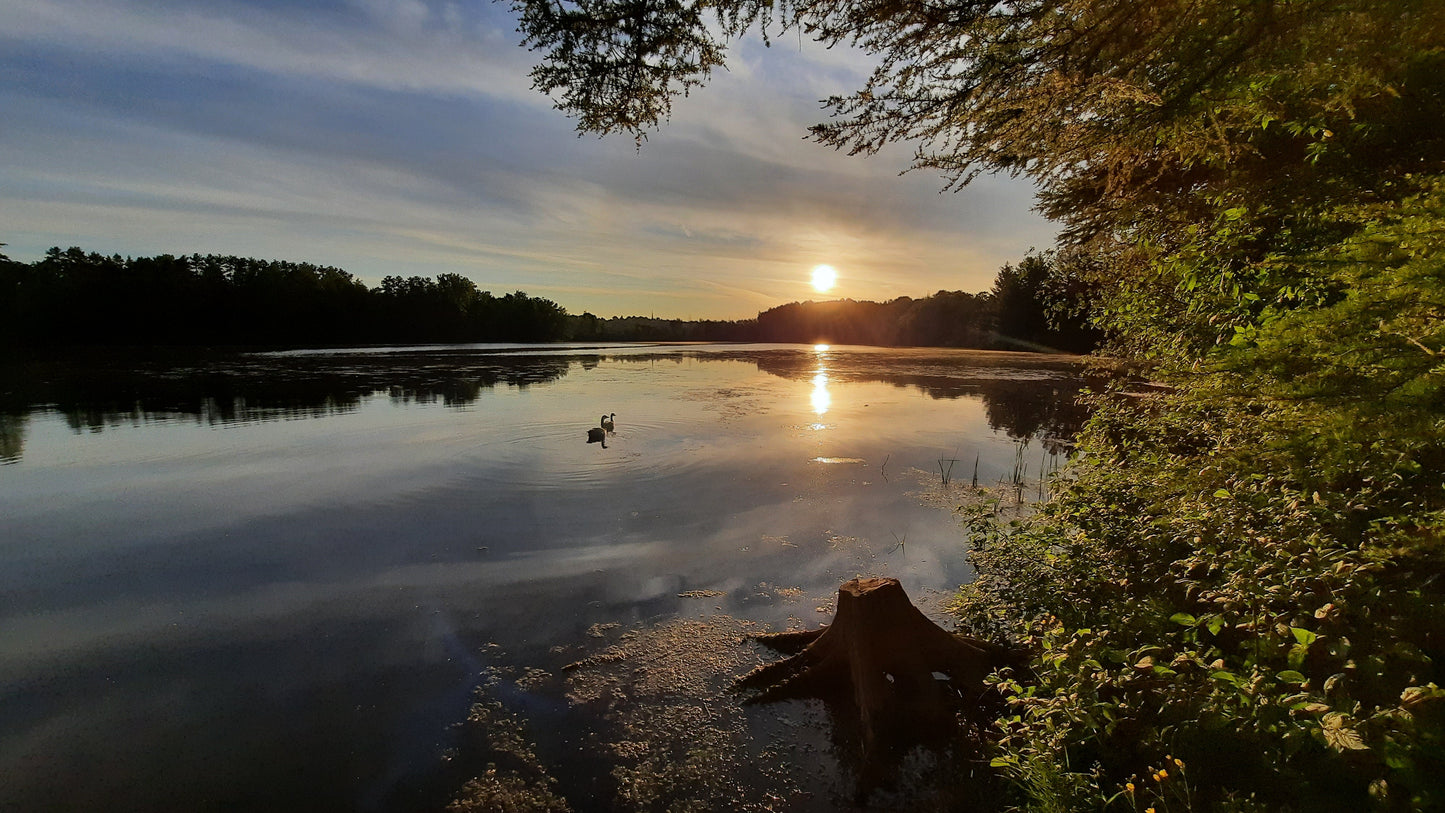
[0,344,1088,811]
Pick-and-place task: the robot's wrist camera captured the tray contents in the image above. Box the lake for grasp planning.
[0,343,1089,811]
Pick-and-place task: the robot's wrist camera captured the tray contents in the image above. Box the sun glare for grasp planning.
[811,264,837,293]
[811,371,831,415]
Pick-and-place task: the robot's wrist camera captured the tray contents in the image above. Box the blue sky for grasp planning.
[1,0,1058,319]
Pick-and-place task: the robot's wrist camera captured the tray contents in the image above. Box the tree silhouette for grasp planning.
[0,249,573,350]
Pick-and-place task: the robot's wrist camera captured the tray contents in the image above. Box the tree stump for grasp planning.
[734,577,1010,751]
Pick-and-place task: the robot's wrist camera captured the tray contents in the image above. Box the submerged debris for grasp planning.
[449,671,570,813]
[562,615,832,810]
[451,603,1005,810]
[448,766,571,813]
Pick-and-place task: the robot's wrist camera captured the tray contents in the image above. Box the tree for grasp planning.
[0,252,571,349]
[991,251,1099,352]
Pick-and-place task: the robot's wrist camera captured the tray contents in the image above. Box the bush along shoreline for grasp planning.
[953,187,1445,811]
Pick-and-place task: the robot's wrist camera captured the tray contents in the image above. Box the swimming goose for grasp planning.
[587,414,609,445]
[601,413,615,432]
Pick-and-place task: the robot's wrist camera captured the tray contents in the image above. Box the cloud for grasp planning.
[3,0,540,101]
[0,0,1057,319]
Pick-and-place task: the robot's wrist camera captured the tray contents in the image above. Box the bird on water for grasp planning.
[587,414,609,446]
[602,413,615,432]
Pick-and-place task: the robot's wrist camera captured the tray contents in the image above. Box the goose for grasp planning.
[601,413,616,432]
[587,414,608,445]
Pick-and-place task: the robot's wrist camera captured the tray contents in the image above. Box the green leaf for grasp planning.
[1170,612,1198,626]
[1277,670,1307,684]
[1291,627,1318,646]
[1213,489,1232,499]
[1206,616,1226,635]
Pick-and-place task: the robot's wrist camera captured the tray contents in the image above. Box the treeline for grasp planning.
[565,313,755,343]
[573,251,1098,351]
[750,252,1096,352]
[0,247,568,349]
[0,245,1095,352]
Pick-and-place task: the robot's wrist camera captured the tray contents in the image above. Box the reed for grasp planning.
[937,448,959,486]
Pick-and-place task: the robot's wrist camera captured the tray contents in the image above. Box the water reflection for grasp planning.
[0,346,1095,462]
[0,344,1097,811]
[747,349,1095,451]
[812,365,832,418]
[811,372,831,415]
[808,343,833,422]
[0,412,25,464]
[0,350,574,442]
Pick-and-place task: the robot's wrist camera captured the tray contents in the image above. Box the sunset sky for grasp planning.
[2,0,1059,320]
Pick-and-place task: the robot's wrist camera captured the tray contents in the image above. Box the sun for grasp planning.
[811,264,837,293]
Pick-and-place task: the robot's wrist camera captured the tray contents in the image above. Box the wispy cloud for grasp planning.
[0,0,1057,319]
[4,0,539,100]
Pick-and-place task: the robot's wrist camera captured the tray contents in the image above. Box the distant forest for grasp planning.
[0,246,1097,353]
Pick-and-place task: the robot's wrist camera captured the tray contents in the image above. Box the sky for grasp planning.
[1,0,1059,320]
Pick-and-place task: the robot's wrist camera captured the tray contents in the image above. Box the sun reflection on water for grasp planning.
[810,344,831,416]
[811,372,831,415]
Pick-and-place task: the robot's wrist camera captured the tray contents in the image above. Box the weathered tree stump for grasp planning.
[734,577,1010,751]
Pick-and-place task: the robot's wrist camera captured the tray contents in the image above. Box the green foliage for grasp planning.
[955,374,1445,809]
[510,0,739,139]
[944,86,1445,813]
[1236,184,1445,416]
[992,250,1103,353]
